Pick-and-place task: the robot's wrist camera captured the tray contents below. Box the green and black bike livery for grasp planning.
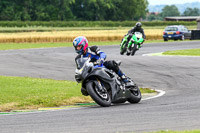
[120,32,144,56]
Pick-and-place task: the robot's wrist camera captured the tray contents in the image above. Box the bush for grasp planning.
[0,21,197,27]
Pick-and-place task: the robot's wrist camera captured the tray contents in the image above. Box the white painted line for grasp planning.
[142,52,163,56]
[142,52,200,57]
[142,89,166,101]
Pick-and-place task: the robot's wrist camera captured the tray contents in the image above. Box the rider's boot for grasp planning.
[117,70,129,83]
[121,75,129,83]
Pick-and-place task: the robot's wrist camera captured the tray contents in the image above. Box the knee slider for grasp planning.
[113,60,118,67]
[113,60,121,67]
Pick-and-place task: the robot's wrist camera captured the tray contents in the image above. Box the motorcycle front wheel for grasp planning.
[120,45,127,55]
[128,85,142,103]
[86,81,111,107]
[131,43,138,56]
[120,41,129,55]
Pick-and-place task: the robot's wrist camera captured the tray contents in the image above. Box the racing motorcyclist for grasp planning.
[123,22,146,54]
[73,36,130,96]
[128,22,146,40]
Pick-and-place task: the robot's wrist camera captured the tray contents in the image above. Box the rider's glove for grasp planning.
[97,58,104,65]
[141,40,145,45]
[128,33,133,36]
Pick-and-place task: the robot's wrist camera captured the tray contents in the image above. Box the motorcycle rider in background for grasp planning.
[125,22,146,54]
[128,22,146,39]
[73,36,130,96]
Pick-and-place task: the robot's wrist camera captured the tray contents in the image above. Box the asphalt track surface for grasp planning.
[0,41,200,133]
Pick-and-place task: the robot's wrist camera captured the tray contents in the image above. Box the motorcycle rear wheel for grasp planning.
[128,85,142,103]
[86,81,111,107]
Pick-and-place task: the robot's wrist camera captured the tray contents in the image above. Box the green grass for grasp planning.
[0,40,168,50]
[0,40,194,51]
[140,88,156,94]
[0,76,154,112]
[163,48,200,56]
[0,27,131,33]
[148,130,200,133]
[0,42,72,50]
[0,42,120,50]
[0,26,196,32]
[0,76,85,112]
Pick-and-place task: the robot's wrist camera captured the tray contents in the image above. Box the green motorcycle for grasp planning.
[120,32,144,56]
[120,34,129,55]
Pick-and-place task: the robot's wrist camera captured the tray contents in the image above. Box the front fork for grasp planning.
[128,39,141,50]
[95,78,106,93]
[94,78,109,100]
[127,39,134,50]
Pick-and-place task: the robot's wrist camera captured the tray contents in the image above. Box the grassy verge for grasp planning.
[0,40,167,50]
[1,39,191,51]
[148,130,200,133]
[0,42,118,50]
[0,76,155,112]
[0,26,196,32]
[0,27,132,32]
[163,48,200,56]
[0,76,85,112]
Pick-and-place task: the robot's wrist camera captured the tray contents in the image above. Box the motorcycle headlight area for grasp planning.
[131,38,135,42]
[75,76,82,83]
[75,69,83,82]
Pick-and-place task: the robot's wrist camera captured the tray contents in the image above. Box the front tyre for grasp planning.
[120,42,128,55]
[86,81,111,107]
[164,38,168,41]
[131,43,137,56]
[120,46,127,55]
[128,85,142,103]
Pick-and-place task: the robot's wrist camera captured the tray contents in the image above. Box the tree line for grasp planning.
[0,0,148,21]
[148,5,200,21]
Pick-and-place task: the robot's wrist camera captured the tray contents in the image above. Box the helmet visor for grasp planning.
[75,45,83,51]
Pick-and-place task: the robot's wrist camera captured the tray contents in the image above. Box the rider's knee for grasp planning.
[104,60,119,72]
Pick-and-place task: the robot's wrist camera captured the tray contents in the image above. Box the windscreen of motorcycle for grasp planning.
[135,32,142,38]
[75,57,89,69]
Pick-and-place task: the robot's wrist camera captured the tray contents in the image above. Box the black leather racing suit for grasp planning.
[125,26,146,45]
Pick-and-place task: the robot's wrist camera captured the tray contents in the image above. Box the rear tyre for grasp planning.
[164,38,168,41]
[126,51,131,56]
[86,81,111,107]
[128,85,142,103]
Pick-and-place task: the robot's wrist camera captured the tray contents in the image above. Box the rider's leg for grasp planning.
[117,69,129,83]
[104,60,129,83]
